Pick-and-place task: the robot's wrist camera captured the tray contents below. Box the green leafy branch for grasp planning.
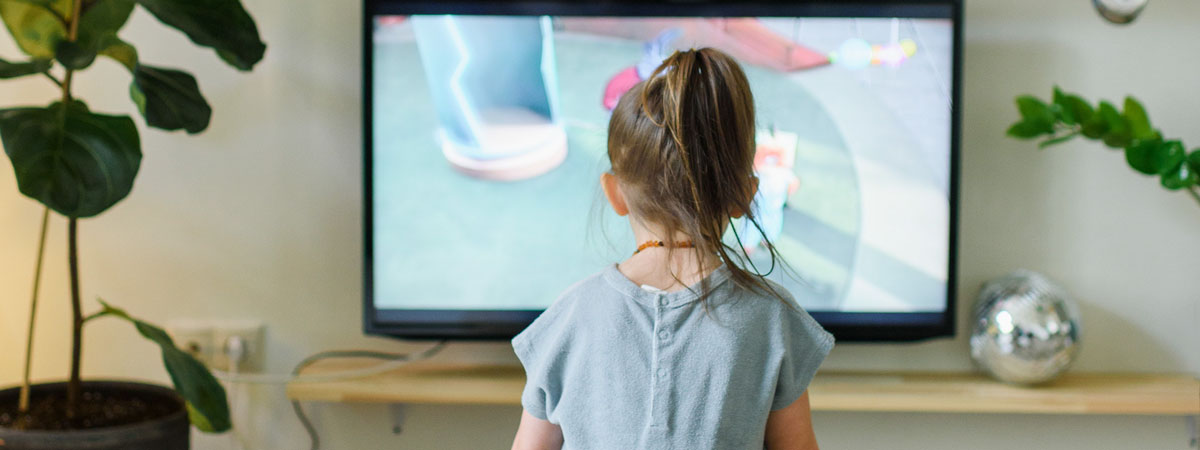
[1008,87,1200,207]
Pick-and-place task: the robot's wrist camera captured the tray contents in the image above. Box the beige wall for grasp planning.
[2,0,1197,449]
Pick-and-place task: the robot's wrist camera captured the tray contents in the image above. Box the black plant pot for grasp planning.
[0,381,189,450]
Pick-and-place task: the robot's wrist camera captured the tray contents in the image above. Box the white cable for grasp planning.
[212,370,300,385]
[289,342,449,450]
[225,336,254,450]
[213,354,428,385]
[212,342,449,385]
[201,340,448,450]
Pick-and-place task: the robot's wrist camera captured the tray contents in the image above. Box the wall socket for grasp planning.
[167,319,265,372]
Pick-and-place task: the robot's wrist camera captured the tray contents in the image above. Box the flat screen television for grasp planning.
[364,0,962,341]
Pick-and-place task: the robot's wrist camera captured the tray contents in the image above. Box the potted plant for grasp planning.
[0,0,265,447]
[1007,87,1200,206]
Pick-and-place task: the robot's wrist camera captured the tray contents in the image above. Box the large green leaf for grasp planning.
[2,0,131,70]
[134,0,265,70]
[131,64,211,133]
[94,300,232,433]
[45,0,136,71]
[76,0,135,53]
[92,38,212,134]
[0,101,141,218]
[97,34,137,71]
[55,40,96,69]
[0,56,51,78]
[0,0,68,59]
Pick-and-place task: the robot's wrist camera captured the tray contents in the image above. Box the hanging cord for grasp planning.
[224,336,253,450]
[209,340,448,385]
[288,342,449,450]
[206,340,447,450]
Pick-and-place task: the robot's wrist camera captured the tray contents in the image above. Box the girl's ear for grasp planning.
[730,175,759,219]
[601,172,630,216]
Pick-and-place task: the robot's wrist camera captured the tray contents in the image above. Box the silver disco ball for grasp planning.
[970,270,1082,385]
[1093,0,1148,24]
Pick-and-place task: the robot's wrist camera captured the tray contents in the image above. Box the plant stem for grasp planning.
[1188,186,1200,208]
[60,0,82,105]
[42,71,62,87]
[61,0,84,420]
[67,218,83,419]
[81,310,106,323]
[17,208,51,416]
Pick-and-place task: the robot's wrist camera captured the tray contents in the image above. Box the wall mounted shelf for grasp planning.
[287,360,1199,416]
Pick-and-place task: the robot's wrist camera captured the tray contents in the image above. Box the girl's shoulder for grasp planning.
[544,267,622,316]
[511,267,620,355]
[711,278,834,356]
[714,278,812,322]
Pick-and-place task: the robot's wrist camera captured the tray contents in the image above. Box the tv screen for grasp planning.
[365,0,961,341]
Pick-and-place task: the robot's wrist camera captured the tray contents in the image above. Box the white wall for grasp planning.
[2,0,1197,449]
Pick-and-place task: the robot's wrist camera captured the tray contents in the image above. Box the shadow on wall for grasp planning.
[958,39,1090,271]
[1075,301,1185,373]
[958,39,1073,343]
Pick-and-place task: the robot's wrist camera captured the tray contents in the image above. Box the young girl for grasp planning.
[511,48,834,450]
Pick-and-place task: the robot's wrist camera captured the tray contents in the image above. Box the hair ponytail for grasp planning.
[609,47,790,305]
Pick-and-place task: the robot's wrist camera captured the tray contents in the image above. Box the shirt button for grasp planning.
[658,330,670,340]
[658,297,669,307]
[657,368,667,378]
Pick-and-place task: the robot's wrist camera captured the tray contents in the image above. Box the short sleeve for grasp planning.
[511,300,570,421]
[512,330,550,420]
[771,309,835,410]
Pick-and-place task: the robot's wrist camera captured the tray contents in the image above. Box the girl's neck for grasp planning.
[619,220,722,292]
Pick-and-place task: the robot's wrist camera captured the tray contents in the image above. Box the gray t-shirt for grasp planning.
[513,264,834,450]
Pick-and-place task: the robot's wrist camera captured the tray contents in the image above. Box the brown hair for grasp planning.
[607,47,788,303]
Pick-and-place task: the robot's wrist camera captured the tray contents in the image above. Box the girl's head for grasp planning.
[602,47,785,299]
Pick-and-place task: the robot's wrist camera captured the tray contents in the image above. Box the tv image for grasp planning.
[365,0,962,341]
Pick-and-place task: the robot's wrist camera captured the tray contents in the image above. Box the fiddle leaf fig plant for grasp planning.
[1008,87,1200,207]
[0,0,264,432]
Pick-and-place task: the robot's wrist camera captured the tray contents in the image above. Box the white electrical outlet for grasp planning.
[166,319,265,372]
[166,319,215,365]
[211,320,265,372]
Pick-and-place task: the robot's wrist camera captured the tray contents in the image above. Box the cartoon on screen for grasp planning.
[372,16,952,313]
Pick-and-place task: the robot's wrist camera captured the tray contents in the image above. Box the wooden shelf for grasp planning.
[286,360,1200,416]
[289,362,525,406]
[809,371,1198,415]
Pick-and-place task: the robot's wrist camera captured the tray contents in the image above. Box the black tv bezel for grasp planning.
[363,0,963,342]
